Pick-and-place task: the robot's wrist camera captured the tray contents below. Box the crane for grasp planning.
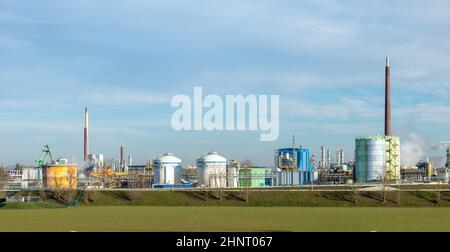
[35,144,54,168]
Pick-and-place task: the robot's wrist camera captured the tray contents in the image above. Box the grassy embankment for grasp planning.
[2,189,450,208]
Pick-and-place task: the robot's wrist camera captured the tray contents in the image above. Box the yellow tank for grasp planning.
[43,164,78,189]
[425,163,433,177]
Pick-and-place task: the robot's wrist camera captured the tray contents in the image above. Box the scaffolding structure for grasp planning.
[385,136,400,180]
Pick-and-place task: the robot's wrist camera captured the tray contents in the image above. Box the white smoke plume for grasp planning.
[401,133,427,166]
[430,141,450,150]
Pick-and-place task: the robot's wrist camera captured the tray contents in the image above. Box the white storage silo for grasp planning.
[153,153,182,185]
[197,152,227,188]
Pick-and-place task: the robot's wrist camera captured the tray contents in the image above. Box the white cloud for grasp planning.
[82,89,171,106]
[0,121,78,133]
[282,97,383,121]
[394,103,450,124]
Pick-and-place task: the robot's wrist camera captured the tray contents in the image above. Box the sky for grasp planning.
[1,0,450,167]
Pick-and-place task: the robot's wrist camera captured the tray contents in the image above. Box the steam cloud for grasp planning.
[430,141,450,150]
[401,133,426,166]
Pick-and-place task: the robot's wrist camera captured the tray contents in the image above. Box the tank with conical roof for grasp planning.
[197,152,227,188]
[153,153,182,185]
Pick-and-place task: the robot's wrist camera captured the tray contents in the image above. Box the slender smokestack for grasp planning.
[120,145,124,169]
[84,107,89,161]
[385,57,392,136]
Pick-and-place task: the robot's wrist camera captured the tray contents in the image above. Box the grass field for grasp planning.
[1,206,450,231]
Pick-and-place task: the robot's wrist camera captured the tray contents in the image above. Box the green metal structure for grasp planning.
[35,145,54,168]
[64,190,86,207]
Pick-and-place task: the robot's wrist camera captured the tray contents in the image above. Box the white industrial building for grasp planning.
[87,154,104,173]
[6,167,42,190]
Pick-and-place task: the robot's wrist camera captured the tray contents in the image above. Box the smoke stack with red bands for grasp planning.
[385,57,392,136]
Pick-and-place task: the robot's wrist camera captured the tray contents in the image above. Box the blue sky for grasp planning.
[1,0,450,167]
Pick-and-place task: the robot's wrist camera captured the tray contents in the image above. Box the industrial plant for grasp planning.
[1,58,449,198]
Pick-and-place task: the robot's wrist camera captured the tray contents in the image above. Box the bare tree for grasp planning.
[52,173,64,202]
[396,180,402,205]
[436,181,442,205]
[126,172,141,202]
[351,183,362,206]
[245,186,249,203]
[39,188,47,204]
[240,159,254,168]
[65,168,77,206]
[377,168,390,204]
[0,165,9,198]
[66,168,77,189]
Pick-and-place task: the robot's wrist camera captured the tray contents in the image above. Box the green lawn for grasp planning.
[1,206,450,232]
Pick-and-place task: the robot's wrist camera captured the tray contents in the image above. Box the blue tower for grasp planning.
[275,147,313,184]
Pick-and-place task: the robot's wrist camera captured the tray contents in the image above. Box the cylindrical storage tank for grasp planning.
[153,153,182,185]
[355,137,385,182]
[425,163,433,178]
[367,139,385,181]
[197,152,227,188]
[43,164,78,189]
[227,165,239,188]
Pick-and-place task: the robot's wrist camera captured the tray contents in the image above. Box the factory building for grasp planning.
[153,153,182,185]
[128,165,152,188]
[197,152,227,188]
[87,154,104,173]
[239,167,273,187]
[400,161,432,183]
[6,166,42,190]
[400,166,425,182]
[318,168,353,185]
[274,147,313,185]
[434,168,449,184]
